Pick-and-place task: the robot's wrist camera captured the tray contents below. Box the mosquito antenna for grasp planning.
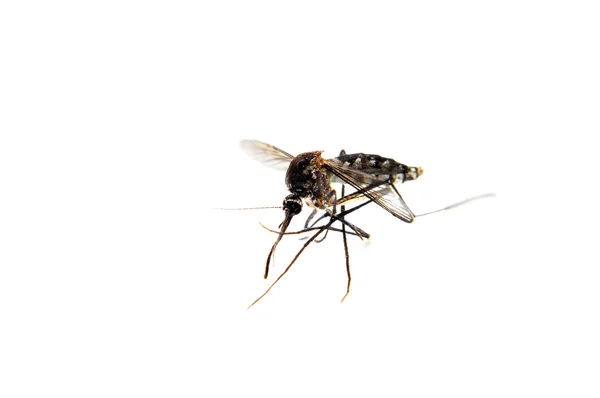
[214,206,282,210]
[415,193,496,218]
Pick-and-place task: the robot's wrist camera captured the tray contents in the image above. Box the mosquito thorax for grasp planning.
[283,194,303,216]
[284,151,331,208]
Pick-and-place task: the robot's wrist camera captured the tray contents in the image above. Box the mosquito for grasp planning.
[241,139,443,307]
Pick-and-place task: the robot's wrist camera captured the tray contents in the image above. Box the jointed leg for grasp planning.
[249,198,373,308]
[340,183,351,303]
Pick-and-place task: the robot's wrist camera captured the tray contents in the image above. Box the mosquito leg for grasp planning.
[248,199,373,309]
[306,212,330,229]
[334,216,370,240]
[309,186,374,235]
[303,208,318,230]
[302,193,372,240]
[260,222,364,238]
[327,209,370,240]
[315,190,337,243]
[300,204,370,241]
[298,211,370,240]
[304,184,369,230]
[415,193,497,217]
[248,217,334,309]
[330,189,338,215]
[315,227,330,243]
[339,183,351,303]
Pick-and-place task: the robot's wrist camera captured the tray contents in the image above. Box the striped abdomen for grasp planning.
[335,153,423,182]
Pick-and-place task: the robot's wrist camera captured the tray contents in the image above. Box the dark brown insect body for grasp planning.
[239,140,492,307]
[242,140,423,278]
[281,150,423,220]
[240,140,427,307]
[284,151,332,212]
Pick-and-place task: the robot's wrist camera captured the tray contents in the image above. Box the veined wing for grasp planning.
[324,159,415,223]
[240,140,294,171]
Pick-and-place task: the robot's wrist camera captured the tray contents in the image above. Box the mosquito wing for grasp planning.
[240,140,294,171]
[324,159,416,223]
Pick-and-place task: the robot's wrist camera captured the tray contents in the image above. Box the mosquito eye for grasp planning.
[290,202,302,215]
[283,198,302,215]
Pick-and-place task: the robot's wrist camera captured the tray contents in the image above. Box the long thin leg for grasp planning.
[337,148,351,302]
[297,190,370,241]
[415,193,497,217]
[298,173,389,240]
[249,198,373,308]
[260,222,365,238]
[315,225,331,243]
[299,211,369,241]
[303,208,317,229]
[314,190,337,243]
[248,217,333,309]
[340,183,351,303]
[315,210,370,240]
[307,185,373,239]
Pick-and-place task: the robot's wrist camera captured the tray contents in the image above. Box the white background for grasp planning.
[1,1,598,397]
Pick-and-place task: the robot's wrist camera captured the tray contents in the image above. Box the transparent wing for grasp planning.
[325,159,415,223]
[240,140,294,170]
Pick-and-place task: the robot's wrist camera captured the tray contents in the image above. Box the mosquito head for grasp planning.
[283,194,303,217]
